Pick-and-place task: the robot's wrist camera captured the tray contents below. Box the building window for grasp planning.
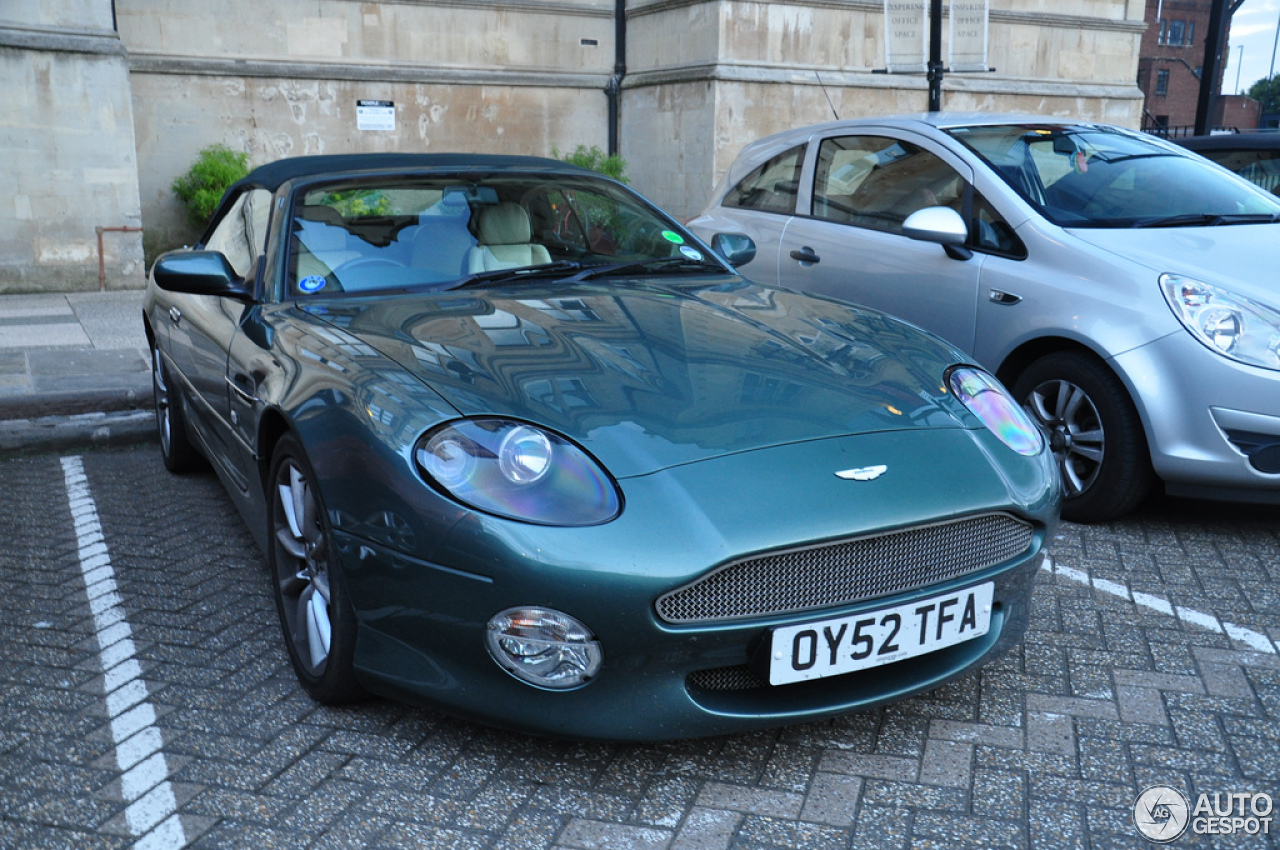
[1160,19,1194,47]
[1156,69,1170,95]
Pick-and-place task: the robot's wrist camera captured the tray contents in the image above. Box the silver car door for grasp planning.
[777,131,982,355]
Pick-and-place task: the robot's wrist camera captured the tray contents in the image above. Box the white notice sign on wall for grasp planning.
[949,0,990,73]
[357,100,395,132]
[884,0,928,74]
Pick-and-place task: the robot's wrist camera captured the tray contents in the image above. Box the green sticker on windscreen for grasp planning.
[661,230,685,245]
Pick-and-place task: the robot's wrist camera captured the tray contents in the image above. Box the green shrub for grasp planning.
[553,144,629,184]
[171,144,250,227]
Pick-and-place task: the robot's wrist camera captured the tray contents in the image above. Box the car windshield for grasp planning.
[286,173,716,296]
[944,123,1280,228]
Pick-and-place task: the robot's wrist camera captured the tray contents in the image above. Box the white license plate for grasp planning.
[766,582,994,685]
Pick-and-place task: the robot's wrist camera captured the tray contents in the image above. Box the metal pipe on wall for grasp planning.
[607,0,627,156]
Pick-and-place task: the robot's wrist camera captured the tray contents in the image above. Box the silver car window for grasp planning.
[723,145,804,214]
[947,123,1280,227]
[812,136,965,235]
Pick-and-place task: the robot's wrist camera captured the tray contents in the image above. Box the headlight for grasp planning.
[415,418,621,525]
[1161,274,1280,370]
[947,367,1045,456]
[486,607,602,689]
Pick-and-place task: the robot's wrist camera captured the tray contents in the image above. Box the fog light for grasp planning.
[486,607,602,689]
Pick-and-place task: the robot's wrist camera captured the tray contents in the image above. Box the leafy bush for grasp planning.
[554,145,629,184]
[171,144,250,227]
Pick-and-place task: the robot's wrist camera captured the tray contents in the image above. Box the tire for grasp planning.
[268,433,368,704]
[1012,351,1154,523]
[151,346,205,473]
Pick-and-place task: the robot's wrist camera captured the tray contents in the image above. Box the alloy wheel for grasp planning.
[273,460,333,674]
[1024,377,1105,499]
[152,347,172,456]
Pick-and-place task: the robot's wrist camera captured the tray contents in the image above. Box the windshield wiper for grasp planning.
[565,256,725,282]
[447,260,585,290]
[1129,212,1280,228]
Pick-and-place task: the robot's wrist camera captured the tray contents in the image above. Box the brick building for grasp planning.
[1137,0,1239,135]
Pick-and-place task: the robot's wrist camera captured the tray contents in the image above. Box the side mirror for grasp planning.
[711,232,757,267]
[902,206,968,247]
[152,250,254,301]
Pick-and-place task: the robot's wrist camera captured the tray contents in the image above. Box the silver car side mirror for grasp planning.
[902,206,968,246]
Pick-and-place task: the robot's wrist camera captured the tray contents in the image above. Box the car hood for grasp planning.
[301,279,972,478]
[1066,224,1280,306]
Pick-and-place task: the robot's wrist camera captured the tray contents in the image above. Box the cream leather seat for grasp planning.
[466,202,551,272]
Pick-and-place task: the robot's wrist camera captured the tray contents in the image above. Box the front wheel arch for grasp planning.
[267,431,369,704]
[1008,348,1155,523]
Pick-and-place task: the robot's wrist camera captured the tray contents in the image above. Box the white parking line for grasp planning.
[61,456,188,849]
[1042,556,1277,654]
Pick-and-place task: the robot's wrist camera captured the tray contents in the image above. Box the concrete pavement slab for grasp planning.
[0,289,155,455]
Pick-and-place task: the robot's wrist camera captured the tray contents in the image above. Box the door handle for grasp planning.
[168,306,182,324]
[789,246,821,264]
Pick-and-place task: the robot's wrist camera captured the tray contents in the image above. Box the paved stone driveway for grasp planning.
[2,445,1277,848]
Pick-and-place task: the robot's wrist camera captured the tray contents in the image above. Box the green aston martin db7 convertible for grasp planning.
[144,153,1060,740]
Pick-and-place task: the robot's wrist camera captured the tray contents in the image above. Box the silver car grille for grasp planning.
[656,513,1033,625]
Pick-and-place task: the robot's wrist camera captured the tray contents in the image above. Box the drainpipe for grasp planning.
[606,0,627,156]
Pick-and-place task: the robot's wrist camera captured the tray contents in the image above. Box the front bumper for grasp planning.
[1113,332,1280,500]
[337,428,1058,740]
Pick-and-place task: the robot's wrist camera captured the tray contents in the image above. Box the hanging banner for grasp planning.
[884,0,928,74]
[948,0,989,73]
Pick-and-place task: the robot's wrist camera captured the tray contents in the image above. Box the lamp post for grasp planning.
[1235,44,1244,94]
[1268,8,1280,119]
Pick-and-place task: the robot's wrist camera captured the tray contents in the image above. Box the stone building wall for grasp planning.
[117,0,618,257]
[624,0,1146,218]
[0,1,145,293]
[2,0,1146,292]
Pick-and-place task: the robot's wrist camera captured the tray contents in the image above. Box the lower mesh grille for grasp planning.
[688,666,767,692]
[656,513,1032,624]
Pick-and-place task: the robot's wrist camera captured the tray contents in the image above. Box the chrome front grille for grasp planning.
[656,513,1033,625]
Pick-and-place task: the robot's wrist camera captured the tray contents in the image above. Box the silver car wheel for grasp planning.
[273,460,333,674]
[1025,378,1104,499]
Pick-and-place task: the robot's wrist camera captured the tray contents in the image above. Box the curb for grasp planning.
[0,383,153,420]
[0,409,158,456]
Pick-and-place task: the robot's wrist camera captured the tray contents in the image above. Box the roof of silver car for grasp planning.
[750,112,1114,142]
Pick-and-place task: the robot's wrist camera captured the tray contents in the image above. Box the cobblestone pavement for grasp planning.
[2,444,1278,849]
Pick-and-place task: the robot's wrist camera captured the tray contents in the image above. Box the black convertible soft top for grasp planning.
[228,152,586,193]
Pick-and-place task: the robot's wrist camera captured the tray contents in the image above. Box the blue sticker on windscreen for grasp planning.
[299,275,327,293]
[679,245,704,261]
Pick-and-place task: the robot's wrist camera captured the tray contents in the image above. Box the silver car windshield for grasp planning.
[945,123,1280,228]
[286,174,708,296]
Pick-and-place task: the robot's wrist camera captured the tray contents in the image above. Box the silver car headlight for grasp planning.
[415,418,621,526]
[947,366,1045,456]
[1161,274,1280,371]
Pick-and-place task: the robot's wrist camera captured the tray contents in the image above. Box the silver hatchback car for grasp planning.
[689,114,1280,521]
